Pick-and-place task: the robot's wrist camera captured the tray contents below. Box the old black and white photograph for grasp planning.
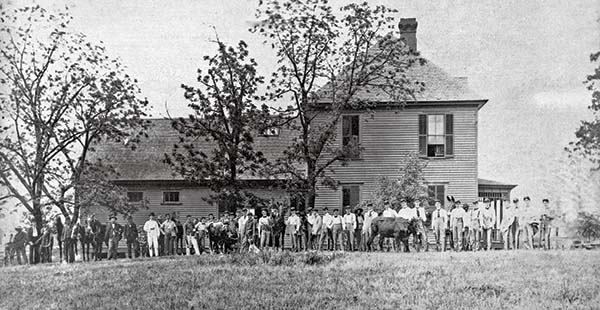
[0,0,599,309]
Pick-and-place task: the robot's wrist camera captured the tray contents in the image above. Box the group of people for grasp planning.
[432,196,559,252]
[2,195,559,265]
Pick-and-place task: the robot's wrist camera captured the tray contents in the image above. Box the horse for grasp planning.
[367,217,419,252]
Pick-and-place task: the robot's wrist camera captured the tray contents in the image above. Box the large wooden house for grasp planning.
[91,19,509,227]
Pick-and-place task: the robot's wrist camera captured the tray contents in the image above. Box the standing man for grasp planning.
[258,209,273,249]
[184,215,200,255]
[319,207,334,251]
[308,208,322,250]
[105,215,123,260]
[468,201,482,251]
[237,209,248,253]
[12,226,28,265]
[500,198,516,250]
[123,216,139,259]
[63,218,75,263]
[143,213,160,257]
[270,208,285,251]
[396,199,417,220]
[342,207,356,251]
[331,209,344,251]
[480,198,496,250]
[286,209,301,252]
[160,214,177,255]
[88,214,103,261]
[539,198,556,250]
[355,209,364,251]
[362,204,377,251]
[414,200,428,252]
[430,200,448,252]
[450,200,467,252]
[521,196,536,249]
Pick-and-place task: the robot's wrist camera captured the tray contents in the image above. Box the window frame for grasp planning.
[341,184,361,213]
[127,191,144,203]
[341,114,361,159]
[419,113,454,159]
[162,191,181,205]
[427,184,446,207]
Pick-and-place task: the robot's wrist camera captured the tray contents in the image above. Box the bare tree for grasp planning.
[0,5,149,232]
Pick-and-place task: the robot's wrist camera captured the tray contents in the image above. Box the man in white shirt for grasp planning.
[237,209,248,253]
[319,208,334,251]
[382,202,397,218]
[362,204,377,247]
[468,201,482,251]
[500,199,516,250]
[194,217,207,254]
[286,209,302,252]
[480,198,496,250]
[413,199,428,251]
[143,213,160,257]
[342,207,356,251]
[258,209,272,249]
[396,199,417,220]
[521,196,537,249]
[307,209,322,250]
[331,209,344,251]
[450,201,467,251]
[430,200,448,252]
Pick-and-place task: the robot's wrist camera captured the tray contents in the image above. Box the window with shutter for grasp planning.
[420,114,454,158]
[445,114,454,156]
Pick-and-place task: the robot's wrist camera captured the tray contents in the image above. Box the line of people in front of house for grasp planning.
[431,196,559,252]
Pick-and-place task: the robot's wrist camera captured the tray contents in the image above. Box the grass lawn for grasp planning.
[1,250,599,310]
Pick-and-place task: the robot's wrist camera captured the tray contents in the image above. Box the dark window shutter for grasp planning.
[445,114,454,156]
[419,114,427,156]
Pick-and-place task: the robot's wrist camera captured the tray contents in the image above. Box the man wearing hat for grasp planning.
[500,198,517,250]
[539,198,556,250]
[480,198,496,250]
[319,207,334,251]
[430,200,448,252]
[270,207,286,251]
[520,196,536,249]
[342,207,356,251]
[12,226,28,265]
[331,209,344,251]
[362,203,377,250]
[143,213,160,257]
[468,201,482,251]
[450,200,466,251]
[307,208,322,250]
[105,215,123,260]
[286,208,302,252]
[413,200,428,252]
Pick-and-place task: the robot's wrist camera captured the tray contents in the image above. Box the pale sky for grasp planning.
[1,0,600,230]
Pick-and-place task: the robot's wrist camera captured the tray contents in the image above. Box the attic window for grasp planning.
[261,127,280,137]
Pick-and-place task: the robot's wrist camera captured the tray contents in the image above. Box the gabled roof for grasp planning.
[89,119,295,182]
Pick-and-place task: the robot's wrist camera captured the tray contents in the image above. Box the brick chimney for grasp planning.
[398,18,418,51]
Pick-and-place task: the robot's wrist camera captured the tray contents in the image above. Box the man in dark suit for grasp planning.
[105,215,123,260]
[12,226,28,265]
[123,216,139,258]
[89,214,103,261]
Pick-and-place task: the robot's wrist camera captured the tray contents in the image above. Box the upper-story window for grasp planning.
[419,114,454,158]
[342,115,360,158]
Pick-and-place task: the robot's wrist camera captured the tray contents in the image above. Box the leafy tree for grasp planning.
[576,211,600,242]
[165,39,271,213]
[568,51,600,169]
[0,5,149,232]
[252,0,423,211]
[364,152,428,212]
